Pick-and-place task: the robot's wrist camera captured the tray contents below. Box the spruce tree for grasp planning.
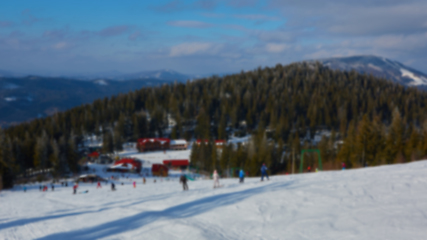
[385,108,404,163]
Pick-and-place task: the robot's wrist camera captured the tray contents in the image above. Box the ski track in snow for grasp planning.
[1,161,427,239]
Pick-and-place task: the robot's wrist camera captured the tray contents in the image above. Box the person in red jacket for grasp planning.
[97,182,102,189]
[307,166,311,172]
[73,183,78,194]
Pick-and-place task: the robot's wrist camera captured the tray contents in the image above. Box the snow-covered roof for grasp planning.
[138,138,170,145]
[110,164,133,170]
[170,139,187,145]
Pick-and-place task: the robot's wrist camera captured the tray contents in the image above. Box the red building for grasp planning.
[137,138,170,152]
[152,164,168,177]
[163,159,189,169]
[87,151,100,159]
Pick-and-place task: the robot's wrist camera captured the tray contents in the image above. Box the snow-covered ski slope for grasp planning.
[1,161,427,240]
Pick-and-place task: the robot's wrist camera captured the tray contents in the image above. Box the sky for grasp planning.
[0,0,427,75]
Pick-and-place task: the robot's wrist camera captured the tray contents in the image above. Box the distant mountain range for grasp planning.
[0,69,216,82]
[0,77,173,127]
[315,55,427,88]
[67,69,195,82]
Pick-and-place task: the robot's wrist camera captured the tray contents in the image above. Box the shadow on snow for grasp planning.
[36,181,293,240]
[0,192,175,231]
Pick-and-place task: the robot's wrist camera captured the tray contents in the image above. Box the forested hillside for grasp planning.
[2,62,427,188]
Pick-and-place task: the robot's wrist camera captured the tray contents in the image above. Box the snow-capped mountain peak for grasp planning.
[315,55,427,88]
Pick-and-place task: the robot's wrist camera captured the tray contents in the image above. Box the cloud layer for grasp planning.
[0,0,426,75]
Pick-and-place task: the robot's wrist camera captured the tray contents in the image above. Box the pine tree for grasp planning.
[102,131,114,154]
[211,143,218,172]
[219,144,231,175]
[217,114,227,140]
[0,131,16,189]
[195,108,210,139]
[49,140,60,177]
[337,121,357,169]
[385,108,405,163]
[190,143,201,171]
[405,126,421,161]
[355,114,371,167]
[67,135,78,173]
[34,131,48,170]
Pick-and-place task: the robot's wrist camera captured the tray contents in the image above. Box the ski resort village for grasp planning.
[3,64,427,239]
[3,0,427,238]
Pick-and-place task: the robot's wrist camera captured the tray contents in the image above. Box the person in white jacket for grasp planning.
[213,170,220,188]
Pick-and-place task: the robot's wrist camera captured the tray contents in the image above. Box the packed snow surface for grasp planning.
[1,161,427,239]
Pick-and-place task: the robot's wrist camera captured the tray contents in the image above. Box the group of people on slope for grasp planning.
[178,163,270,191]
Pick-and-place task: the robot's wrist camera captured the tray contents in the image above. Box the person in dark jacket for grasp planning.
[261,163,269,181]
[179,175,188,191]
[111,182,116,191]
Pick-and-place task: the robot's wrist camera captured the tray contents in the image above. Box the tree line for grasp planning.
[2,62,427,187]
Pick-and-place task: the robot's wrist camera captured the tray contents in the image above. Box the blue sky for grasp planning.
[1,0,427,75]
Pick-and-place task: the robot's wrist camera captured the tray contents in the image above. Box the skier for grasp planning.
[23,186,27,192]
[307,166,311,172]
[179,174,188,191]
[133,181,136,188]
[239,169,245,183]
[51,184,54,191]
[43,185,48,191]
[143,177,146,184]
[213,170,220,188]
[97,182,102,189]
[260,163,269,181]
[341,162,346,170]
[73,183,78,194]
[111,182,116,191]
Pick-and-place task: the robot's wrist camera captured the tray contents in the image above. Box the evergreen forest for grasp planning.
[2,62,427,188]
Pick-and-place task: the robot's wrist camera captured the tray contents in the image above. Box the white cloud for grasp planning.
[53,42,68,49]
[170,42,212,57]
[265,43,289,53]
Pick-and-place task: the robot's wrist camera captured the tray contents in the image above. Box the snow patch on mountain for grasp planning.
[4,97,17,102]
[400,68,427,86]
[94,79,108,86]
[368,63,383,72]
